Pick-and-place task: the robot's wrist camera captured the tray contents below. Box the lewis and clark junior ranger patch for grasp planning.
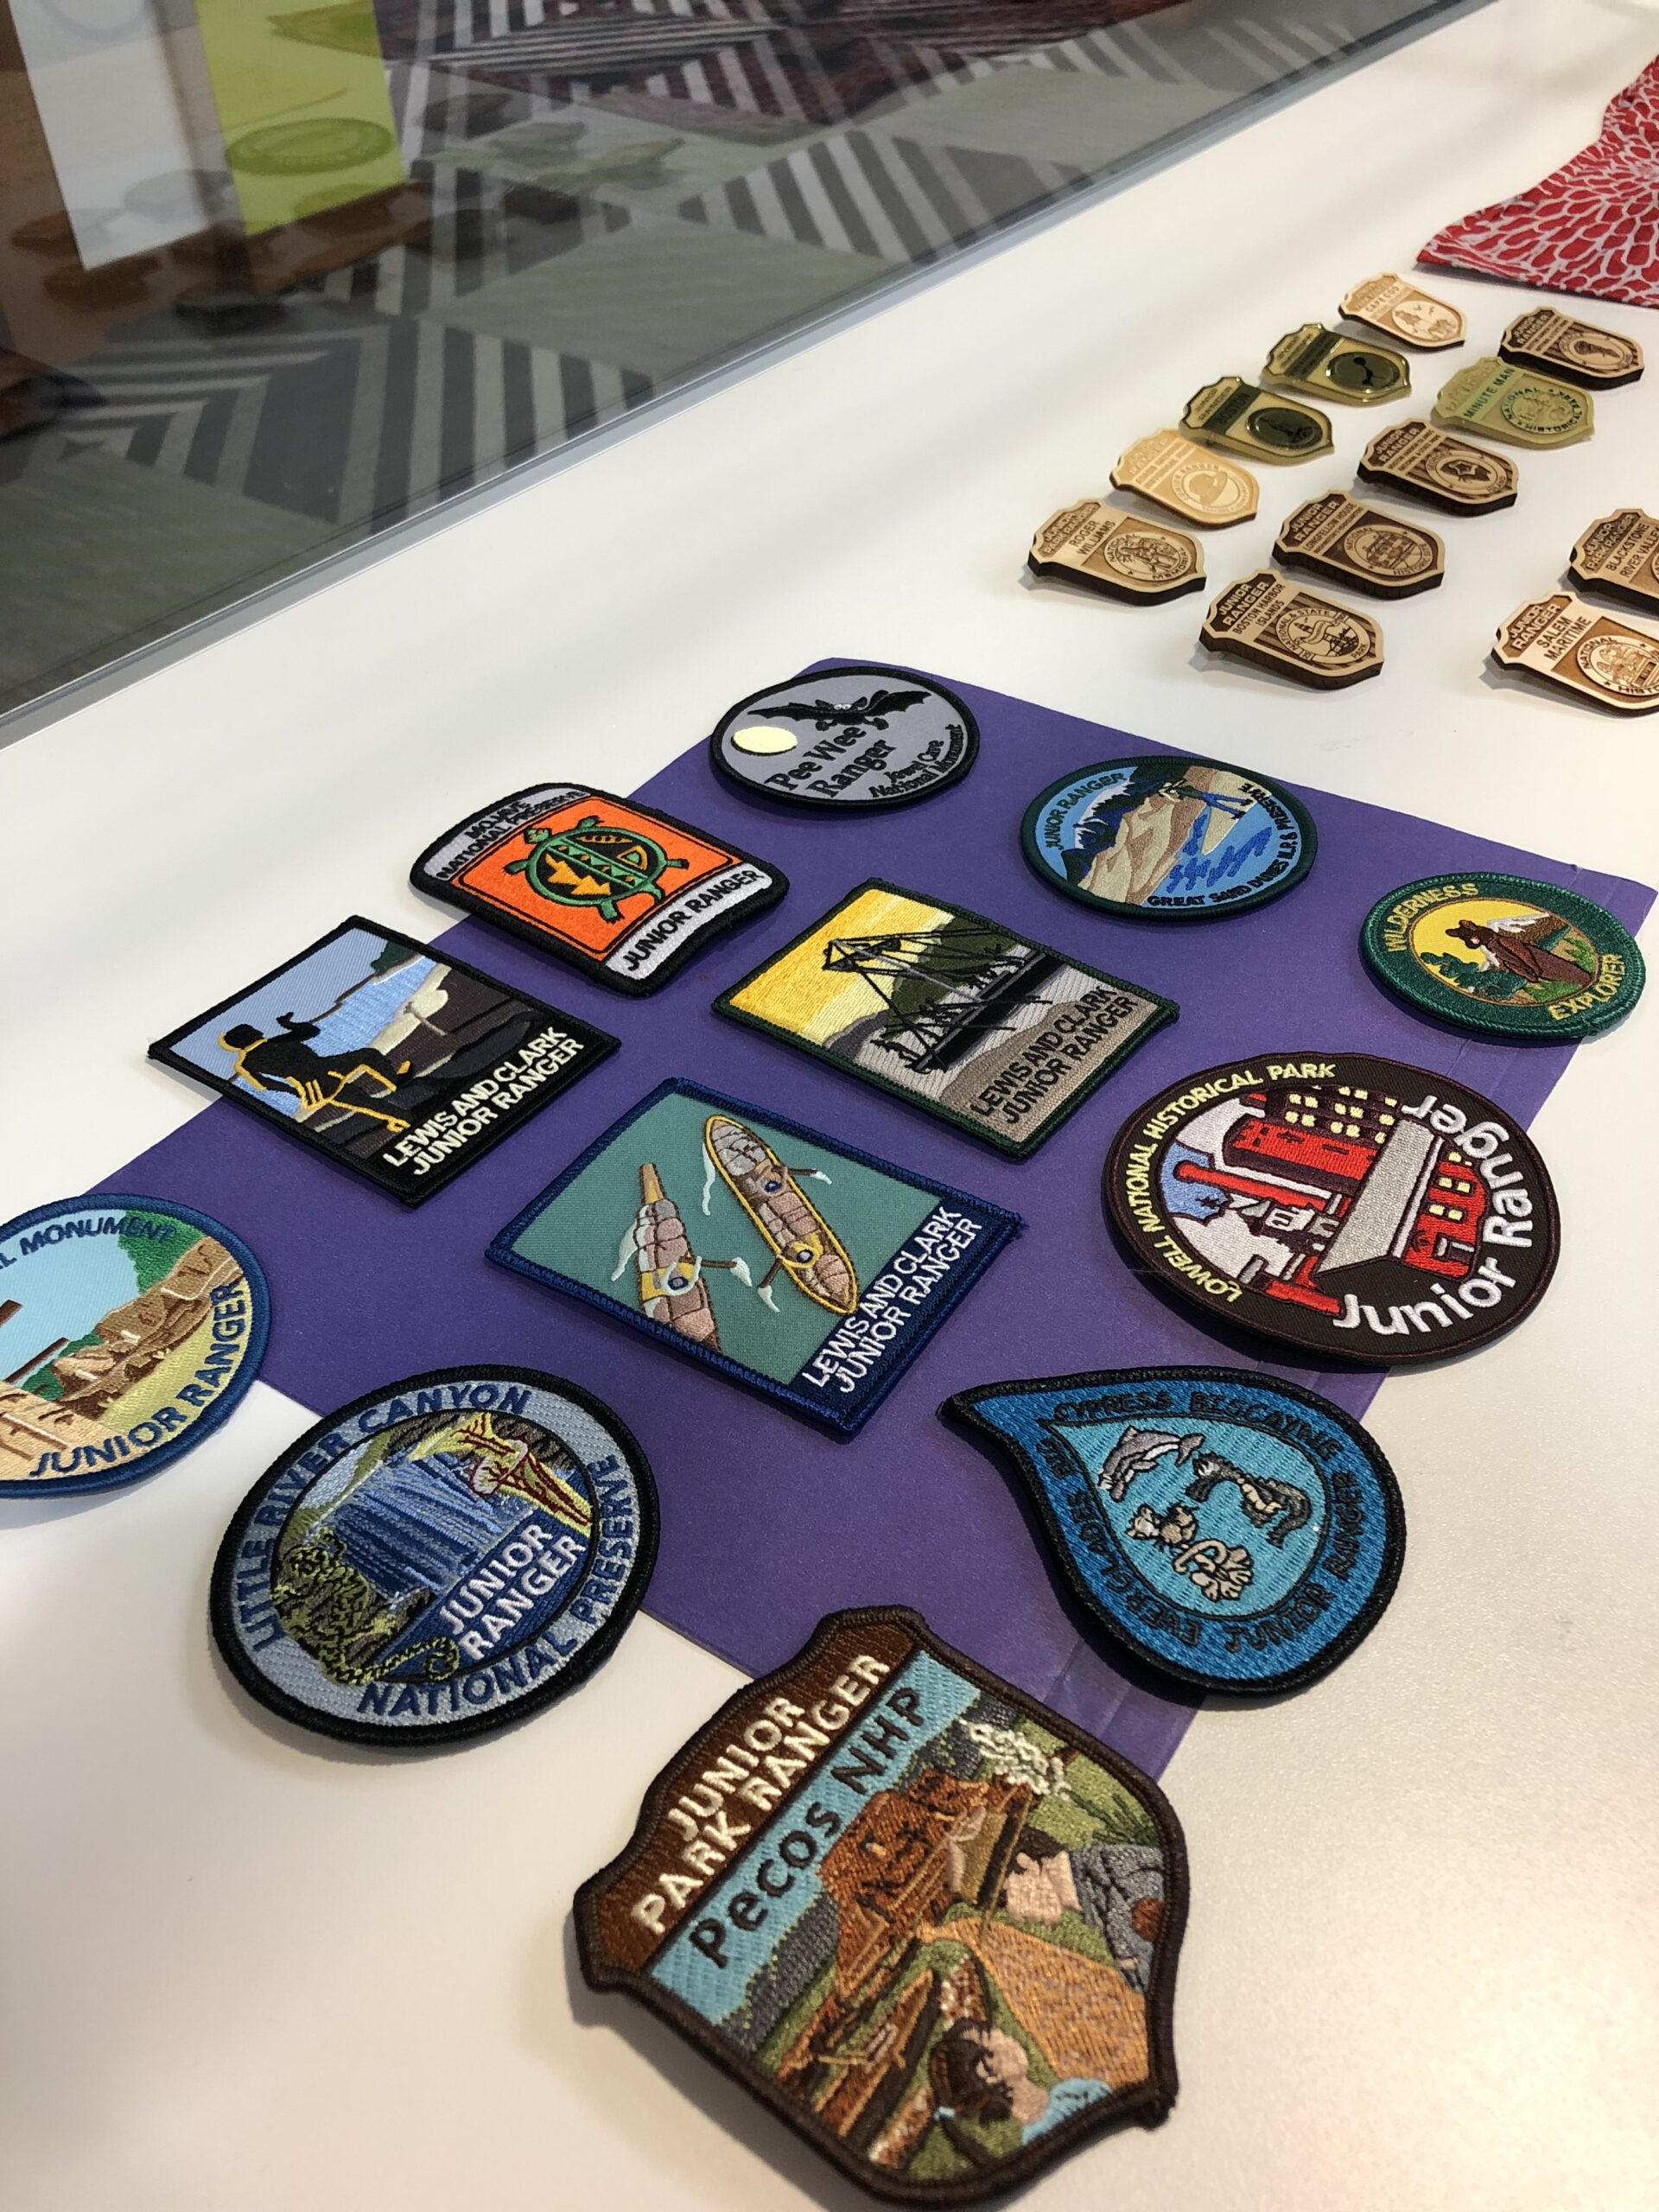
[149,916,618,1204]
[210,1366,656,1746]
[575,1605,1187,2206]
[715,880,1176,1158]
[709,664,978,810]
[945,1370,1404,1695]
[488,1080,1020,1435]
[1104,1054,1558,1364]
[0,1193,268,1497]
[410,784,786,995]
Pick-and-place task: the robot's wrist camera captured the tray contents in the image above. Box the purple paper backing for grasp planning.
[106,668,1653,1778]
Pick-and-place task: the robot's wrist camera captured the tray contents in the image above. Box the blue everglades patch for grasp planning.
[0,1192,269,1498]
[946,1369,1403,1694]
[488,1080,1022,1437]
[210,1367,657,1746]
[1020,755,1316,920]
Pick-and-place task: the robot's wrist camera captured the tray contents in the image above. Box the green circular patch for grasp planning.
[226,119,394,177]
[1361,871,1643,1040]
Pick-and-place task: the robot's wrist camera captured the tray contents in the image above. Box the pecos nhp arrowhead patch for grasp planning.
[945,1370,1404,1694]
[210,1366,657,1747]
[410,784,787,995]
[575,1605,1186,2205]
[1104,1054,1558,1364]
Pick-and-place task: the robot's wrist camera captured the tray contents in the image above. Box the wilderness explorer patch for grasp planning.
[946,1370,1404,1694]
[1104,1054,1558,1364]
[210,1366,656,1746]
[575,1606,1186,2204]
[487,1081,1020,1435]
[715,880,1175,1157]
[0,1193,268,1497]
[149,917,617,1205]
[410,784,786,995]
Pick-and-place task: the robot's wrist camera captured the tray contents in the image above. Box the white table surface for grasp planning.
[4,3,1658,2205]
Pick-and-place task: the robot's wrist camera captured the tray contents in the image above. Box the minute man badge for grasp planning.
[211,1366,657,1745]
[1433,358,1593,449]
[575,1605,1187,2203]
[0,1193,268,1496]
[947,1369,1404,1694]
[411,785,787,995]
[149,916,619,1204]
[1104,1053,1558,1364]
[710,664,978,810]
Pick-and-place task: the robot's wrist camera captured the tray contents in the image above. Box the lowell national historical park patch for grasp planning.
[715,880,1175,1158]
[575,1605,1187,2205]
[1105,1054,1558,1365]
[210,1366,656,1746]
[410,784,787,995]
[487,1081,1020,1436]
[945,1370,1404,1694]
[709,664,978,810]
[0,1193,268,1497]
[149,917,618,1205]
[1361,872,1643,1041]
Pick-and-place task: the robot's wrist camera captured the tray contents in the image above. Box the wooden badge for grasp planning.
[1200,569,1382,690]
[1274,493,1444,600]
[1027,498,1204,604]
[1568,510,1659,614]
[1499,307,1643,390]
[1263,322,1409,405]
[1181,377,1333,465]
[1433,358,1593,448]
[1109,429,1258,526]
[1340,273,1465,349]
[1492,593,1659,715]
[1357,418,1517,515]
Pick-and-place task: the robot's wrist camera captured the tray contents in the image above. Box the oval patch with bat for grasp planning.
[709,663,979,810]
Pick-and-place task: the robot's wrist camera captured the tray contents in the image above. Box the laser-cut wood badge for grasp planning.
[1433,358,1593,448]
[1499,308,1643,390]
[1200,569,1382,690]
[1492,594,1659,714]
[1568,510,1659,614]
[1274,493,1444,599]
[1109,431,1258,527]
[1357,419,1517,515]
[1027,499,1205,604]
[1340,274,1465,348]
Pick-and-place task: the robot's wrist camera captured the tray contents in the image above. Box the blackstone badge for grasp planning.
[1103,1054,1558,1363]
[710,664,978,810]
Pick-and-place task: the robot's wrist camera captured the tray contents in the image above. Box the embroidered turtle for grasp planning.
[505,816,689,920]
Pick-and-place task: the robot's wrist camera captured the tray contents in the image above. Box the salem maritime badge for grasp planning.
[575,1605,1187,2205]
[1361,872,1643,1041]
[1020,753,1315,921]
[210,1366,657,1746]
[709,663,978,810]
[946,1368,1404,1695]
[0,1193,268,1497]
[1104,1054,1558,1365]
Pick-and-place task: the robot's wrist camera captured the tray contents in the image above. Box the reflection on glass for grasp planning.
[0,0,1471,720]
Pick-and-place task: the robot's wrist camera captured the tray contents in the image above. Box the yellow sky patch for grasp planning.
[1409,895,1558,970]
[729,887,954,1044]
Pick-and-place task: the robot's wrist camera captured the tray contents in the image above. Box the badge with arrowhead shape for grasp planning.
[1027,499,1204,604]
[1357,419,1517,516]
[575,1605,1188,2204]
[1499,307,1643,390]
[1180,378,1332,465]
[946,1369,1405,1694]
[1433,358,1593,448]
[1274,493,1444,600]
[1492,593,1659,714]
[1263,322,1409,405]
[1567,509,1659,615]
[1200,570,1382,690]
[1110,430,1257,527]
[1339,274,1465,349]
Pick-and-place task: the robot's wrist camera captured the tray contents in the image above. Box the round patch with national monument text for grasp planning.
[947,1367,1404,1694]
[1105,1053,1558,1364]
[1361,872,1643,1040]
[0,1192,268,1497]
[210,1366,657,1746]
[709,662,978,810]
[1021,753,1315,918]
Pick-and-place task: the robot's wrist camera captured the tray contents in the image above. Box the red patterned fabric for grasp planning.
[1419,56,1659,309]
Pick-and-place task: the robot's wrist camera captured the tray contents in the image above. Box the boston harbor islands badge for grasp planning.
[211,1365,657,1746]
[1104,1053,1559,1364]
[575,1605,1187,2204]
[945,1369,1404,1694]
[709,663,978,810]
[0,1192,268,1497]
